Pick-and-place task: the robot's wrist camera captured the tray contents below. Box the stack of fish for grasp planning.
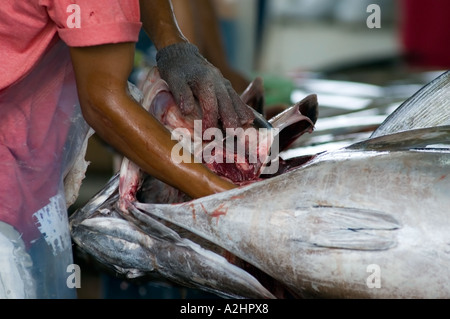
[69,69,450,298]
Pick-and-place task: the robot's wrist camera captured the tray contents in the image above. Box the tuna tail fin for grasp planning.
[303,206,400,251]
[371,70,450,138]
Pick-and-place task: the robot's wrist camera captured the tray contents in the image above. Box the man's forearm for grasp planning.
[70,43,236,199]
[139,0,187,49]
[86,89,234,199]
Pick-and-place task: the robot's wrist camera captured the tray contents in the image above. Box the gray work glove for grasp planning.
[156,42,255,132]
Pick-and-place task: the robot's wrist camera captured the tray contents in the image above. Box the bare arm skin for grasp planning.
[69,42,236,199]
[139,0,187,50]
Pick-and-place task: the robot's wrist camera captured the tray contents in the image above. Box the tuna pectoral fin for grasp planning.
[310,229,396,251]
[304,206,400,251]
[240,77,265,114]
[269,94,318,151]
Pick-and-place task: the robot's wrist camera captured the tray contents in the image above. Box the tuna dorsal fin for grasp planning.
[371,70,450,138]
[302,206,400,251]
[347,125,450,151]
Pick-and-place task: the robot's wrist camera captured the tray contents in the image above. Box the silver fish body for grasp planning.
[70,70,450,298]
[70,173,276,299]
[131,126,450,298]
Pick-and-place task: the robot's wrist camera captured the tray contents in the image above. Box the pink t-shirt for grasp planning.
[0,0,142,90]
[0,0,142,245]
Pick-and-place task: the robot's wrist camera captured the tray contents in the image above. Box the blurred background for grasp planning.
[70,0,450,298]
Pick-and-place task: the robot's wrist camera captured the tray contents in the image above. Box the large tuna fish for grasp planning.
[70,67,318,299]
[69,70,450,298]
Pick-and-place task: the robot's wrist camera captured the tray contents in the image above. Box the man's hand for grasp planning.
[156,42,255,132]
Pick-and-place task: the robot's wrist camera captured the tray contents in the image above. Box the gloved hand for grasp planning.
[156,42,255,132]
